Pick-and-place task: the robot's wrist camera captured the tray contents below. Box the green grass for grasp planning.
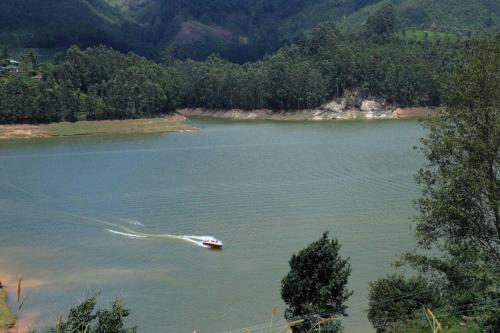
[0,118,197,139]
[0,289,15,330]
[45,118,196,136]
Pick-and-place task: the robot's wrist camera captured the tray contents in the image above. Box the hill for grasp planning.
[0,0,154,55]
[280,0,500,41]
[0,0,499,62]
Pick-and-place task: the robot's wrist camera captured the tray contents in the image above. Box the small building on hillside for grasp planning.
[0,65,19,73]
[0,58,20,73]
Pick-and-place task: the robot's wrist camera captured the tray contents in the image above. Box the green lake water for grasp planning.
[0,118,425,332]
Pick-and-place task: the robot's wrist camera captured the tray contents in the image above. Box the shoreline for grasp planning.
[178,106,439,121]
[0,288,15,331]
[0,116,198,140]
[0,106,439,140]
[0,272,48,333]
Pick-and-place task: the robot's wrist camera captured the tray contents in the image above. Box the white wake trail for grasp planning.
[106,229,147,239]
[106,227,214,248]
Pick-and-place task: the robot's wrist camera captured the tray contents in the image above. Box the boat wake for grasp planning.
[0,183,222,249]
[106,229,147,239]
[123,219,145,227]
[106,227,222,249]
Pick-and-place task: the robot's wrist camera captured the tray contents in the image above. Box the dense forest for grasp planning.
[1,4,477,125]
[0,0,499,62]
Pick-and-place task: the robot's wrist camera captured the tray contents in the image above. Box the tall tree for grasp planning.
[26,48,38,69]
[0,46,9,61]
[364,3,397,38]
[404,36,500,316]
[281,232,352,333]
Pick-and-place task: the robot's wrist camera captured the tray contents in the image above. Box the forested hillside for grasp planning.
[1,0,499,62]
[1,13,475,124]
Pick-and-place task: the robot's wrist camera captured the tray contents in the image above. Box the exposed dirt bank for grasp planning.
[393,107,439,119]
[178,103,440,121]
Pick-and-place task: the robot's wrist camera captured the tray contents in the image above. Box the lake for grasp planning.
[0,118,425,332]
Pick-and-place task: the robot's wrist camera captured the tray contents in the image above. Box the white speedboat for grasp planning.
[181,235,223,249]
[201,237,223,249]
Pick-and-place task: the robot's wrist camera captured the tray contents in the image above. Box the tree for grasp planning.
[403,37,500,329]
[365,3,397,38]
[281,232,352,333]
[27,48,39,69]
[49,295,136,333]
[307,22,338,53]
[367,274,442,333]
[0,46,9,61]
[160,45,176,66]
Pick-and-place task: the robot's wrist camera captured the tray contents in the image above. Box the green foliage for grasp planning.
[367,274,442,333]
[0,75,67,124]
[175,29,461,110]
[0,27,467,124]
[281,232,352,333]
[364,36,500,333]
[364,3,397,38]
[304,22,338,53]
[0,45,180,124]
[396,30,459,45]
[45,295,136,333]
[387,316,482,333]
[377,36,500,333]
[408,36,500,295]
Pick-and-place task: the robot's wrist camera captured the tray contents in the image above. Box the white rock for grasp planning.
[322,100,345,113]
[360,100,383,112]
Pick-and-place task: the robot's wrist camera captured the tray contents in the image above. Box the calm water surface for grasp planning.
[0,119,424,332]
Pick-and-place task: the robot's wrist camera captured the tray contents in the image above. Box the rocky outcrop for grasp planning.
[178,93,440,121]
[309,97,393,120]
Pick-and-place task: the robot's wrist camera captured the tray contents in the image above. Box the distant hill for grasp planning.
[280,0,500,41]
[1,0,499,62]
[0,0,154,55]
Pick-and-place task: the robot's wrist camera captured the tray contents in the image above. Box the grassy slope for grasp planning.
[0,118,196,139]
[0,289,15,330]
[46,118,195,136]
